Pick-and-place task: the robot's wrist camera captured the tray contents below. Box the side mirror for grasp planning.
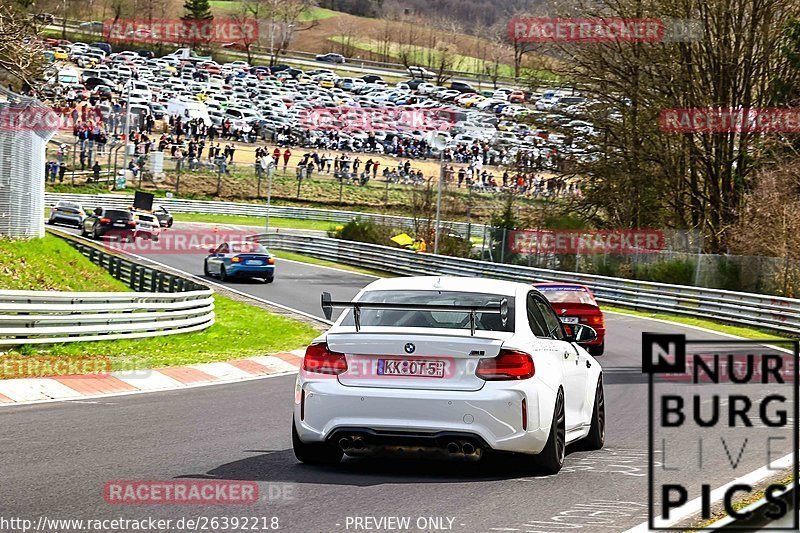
[569,324,598,344]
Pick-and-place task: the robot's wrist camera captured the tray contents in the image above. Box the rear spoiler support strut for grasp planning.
[320,292,508,336]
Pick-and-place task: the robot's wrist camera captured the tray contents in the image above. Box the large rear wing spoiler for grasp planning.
[321,292,508,336]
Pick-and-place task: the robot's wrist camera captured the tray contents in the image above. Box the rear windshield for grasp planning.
[341,290,515,332]
[537,286,596,305]
[105,210,132,219]
[230,242,268,254]
[57,203,81,211]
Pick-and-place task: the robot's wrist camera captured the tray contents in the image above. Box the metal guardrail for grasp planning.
[45,192,489,238]
[256,233,800,335]
[0,229,215,346]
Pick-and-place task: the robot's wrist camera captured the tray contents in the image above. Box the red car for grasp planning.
[533,283,606,356]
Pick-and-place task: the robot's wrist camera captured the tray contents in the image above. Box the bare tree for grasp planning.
[0,3,46,86]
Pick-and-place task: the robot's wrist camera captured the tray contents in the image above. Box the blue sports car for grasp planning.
[204,241,276,283]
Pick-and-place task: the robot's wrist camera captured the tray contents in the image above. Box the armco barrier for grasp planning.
[0,229,215,346]
[45,192,488,238]
[256,233,800,335]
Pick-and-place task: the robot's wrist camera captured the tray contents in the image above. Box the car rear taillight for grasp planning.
[231,256,242,263]
[99,217,111,223]
[303,342,347,375]
[580,314,604,326]
[127,220,136,227]
[267,257,275,264]
[476,349,535,381]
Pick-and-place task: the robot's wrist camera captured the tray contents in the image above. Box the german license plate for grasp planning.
[377,359,445,378]
[113,222,126,227]
[246,260,262,265]
[561,317,579,324]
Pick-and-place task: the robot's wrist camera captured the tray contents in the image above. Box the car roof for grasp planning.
[361,276,524,297]
[532,282,592,292]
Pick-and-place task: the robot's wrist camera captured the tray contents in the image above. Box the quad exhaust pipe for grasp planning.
[338,436,365,451]
[446,440,480,458]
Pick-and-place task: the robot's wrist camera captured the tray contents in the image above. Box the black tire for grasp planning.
[92,226,100,240]
[167,219,173,228]
[203,260,211,277]
[80,224,87,237]
[536,388,566,475]
[264,276,274,284]
[588,342,605,356]
[46,218,54,225]
[219,266,227,282]
[583,376,605,450]
[292,416,342,465]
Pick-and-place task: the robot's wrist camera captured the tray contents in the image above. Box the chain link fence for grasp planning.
[0,88,58,238]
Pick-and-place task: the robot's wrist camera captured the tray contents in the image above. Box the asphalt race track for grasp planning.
[5,224,792,532]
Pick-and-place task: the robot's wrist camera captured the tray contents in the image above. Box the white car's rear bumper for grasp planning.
[293,377,556,455]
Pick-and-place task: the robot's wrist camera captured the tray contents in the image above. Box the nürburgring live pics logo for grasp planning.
[643,333,799,530]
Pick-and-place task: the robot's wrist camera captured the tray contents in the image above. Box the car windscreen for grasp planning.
[537,286,597,305]
[340,290,515,332]
[105,209,132,220]
[229,242,268,254]
[56,203,81,212]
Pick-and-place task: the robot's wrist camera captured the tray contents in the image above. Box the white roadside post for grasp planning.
[432,133,448,255]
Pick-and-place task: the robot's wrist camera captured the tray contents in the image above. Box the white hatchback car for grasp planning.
[292,276,605,474]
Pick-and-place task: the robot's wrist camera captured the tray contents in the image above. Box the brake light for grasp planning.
[476,349,535,380]
[580,314,604,326]
[99,217,111,223]
[127,220,136,227]
[231,256,242,263]
[303,342,347,375]
[267,257,275,264]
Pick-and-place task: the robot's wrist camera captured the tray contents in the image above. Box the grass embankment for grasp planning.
[45,167,542,222]
[0,235,317,371]
[174,212,336,232]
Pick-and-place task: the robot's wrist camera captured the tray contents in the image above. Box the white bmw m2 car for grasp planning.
[292,276,605,474]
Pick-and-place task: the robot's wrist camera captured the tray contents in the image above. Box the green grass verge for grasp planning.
[603,305,782,340]
[12,295,318,368]
[0,235,130,292]
[174,212,336,231]
[329,35,556,81]
[210,1,338,21]
[1,235,317,369]
[273,250,394,279]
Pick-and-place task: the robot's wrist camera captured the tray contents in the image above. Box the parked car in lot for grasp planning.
[293,276,604,473]
[204,241,276,283]
[81,207,136,241]
[316,53,345,64]
[133,212,161,241]
[407,66,435,80]
[47,201,86,228]
[533,283,606,356]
